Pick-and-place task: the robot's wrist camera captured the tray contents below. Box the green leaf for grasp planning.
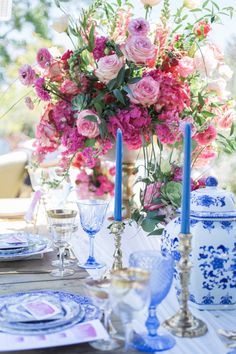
[87,23,95,52]
[113,89,125,105]
[116,66,126,86]
[147,228,164,236]
[107,78,117,91]
[84,138,96,147]
[198,92,205,107]
[141,218,156,233]
[230,123,235,136]
[128,77,142,84]
[84,115,98,122]
[94,102,103,116]
[201,110,215,118]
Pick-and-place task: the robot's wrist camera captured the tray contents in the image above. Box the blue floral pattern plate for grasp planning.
[0,233,50,260]
[0,290,100,335]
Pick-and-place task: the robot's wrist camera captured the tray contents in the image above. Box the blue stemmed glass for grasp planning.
[129,250,176,352]
[76,199,108,269]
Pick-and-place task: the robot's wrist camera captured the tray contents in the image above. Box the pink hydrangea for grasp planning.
[193,125,217,146]
[108,104,151,149]
[19,64,36,86]
[36,48,53,68]
[128,18,150,36]
[76,171,90,183]
[34,78,51,101]
[53,100,74,131]
[61,127,85,154]
[93,36,108,61]
[81,147,97,168]
[96,175,114,196]
[147,70,191,113]
[144,182,163,211]
[155,111,182,144]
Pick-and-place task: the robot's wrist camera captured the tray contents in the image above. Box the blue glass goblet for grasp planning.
[76,199,108,269]
[129,250,176,352]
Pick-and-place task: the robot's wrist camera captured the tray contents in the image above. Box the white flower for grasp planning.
[51,15,69,33]
[218,64,233,81]
[207,78,229,98]
[140,0,162,6]
[183,0,201,9]
[194,45,218,76]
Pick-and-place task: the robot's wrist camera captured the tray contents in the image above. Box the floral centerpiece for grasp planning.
[19,0,236,234]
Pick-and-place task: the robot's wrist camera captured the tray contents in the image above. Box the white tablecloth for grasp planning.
[71,220,236,354]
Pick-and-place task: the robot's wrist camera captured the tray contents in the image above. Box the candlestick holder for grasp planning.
[163,233,208,338]
[110,221,125,270]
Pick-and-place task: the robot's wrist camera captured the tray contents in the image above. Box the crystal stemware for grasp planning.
[110,268,150,351]
[47,209,77,277]
[83,278,122,351]
[129,250,176,352]
[76,199,108,269]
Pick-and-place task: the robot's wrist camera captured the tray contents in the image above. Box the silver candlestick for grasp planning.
[110,221,125,270]
[163,233,208,337]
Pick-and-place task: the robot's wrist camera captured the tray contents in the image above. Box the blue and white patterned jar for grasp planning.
[161,176,236,310]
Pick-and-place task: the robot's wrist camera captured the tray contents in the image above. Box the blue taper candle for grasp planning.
[114,128,123,221]
[180,123,191,234]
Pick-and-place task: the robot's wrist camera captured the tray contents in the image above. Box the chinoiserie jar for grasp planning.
[161,176,236,310]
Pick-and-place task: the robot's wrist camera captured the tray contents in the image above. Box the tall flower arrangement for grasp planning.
[19,0,236,232]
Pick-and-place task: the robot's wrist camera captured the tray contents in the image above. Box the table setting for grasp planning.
[1,0,236,352]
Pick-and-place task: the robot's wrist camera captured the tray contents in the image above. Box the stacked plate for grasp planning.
[0,233,51,260]
[0,290,100,335]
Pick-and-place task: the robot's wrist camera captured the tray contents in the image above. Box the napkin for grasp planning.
[0,198,31,219]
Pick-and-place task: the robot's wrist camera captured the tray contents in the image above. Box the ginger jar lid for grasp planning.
[190,176,236,219]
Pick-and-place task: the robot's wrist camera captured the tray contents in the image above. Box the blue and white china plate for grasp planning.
[0,290,100,335]
[0,233,51,260]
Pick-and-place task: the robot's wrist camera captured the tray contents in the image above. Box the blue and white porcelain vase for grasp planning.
[161,176,236,310]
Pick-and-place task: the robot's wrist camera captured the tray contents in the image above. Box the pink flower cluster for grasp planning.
[108,105,151,149]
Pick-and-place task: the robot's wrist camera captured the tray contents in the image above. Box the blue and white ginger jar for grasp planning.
[161,176,236,310]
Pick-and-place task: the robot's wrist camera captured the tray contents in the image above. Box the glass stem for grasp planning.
[145,305,159,337]
[89,236,94,259]
[124,322,132,351]
[59,246,65,273]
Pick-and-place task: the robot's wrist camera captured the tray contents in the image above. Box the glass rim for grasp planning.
[76,199,109,206]
[47,209,77,219]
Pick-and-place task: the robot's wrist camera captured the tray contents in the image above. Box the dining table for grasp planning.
[0,200,236,354]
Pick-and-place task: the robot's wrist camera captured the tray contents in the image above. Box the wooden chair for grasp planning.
[0,150,28,198]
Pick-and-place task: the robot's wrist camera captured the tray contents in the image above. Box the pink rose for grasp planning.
[128,76,160,106]
[76,109,100,138]
[60,79,81,95]
[94,54,123,83]
[178,56,195,77]
[122,35,157,65]
[193,125,217,146]
[144,182,163,211]
[218,108,236,129]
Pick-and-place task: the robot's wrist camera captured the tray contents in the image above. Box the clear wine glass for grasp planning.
[76,199,109,269]
[83,278,122,351]
[110,268,150,351]
[47,209,77,277]
[129,250,176,352]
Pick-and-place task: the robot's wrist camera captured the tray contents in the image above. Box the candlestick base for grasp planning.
[110,221,125,270]
[163,232,208,338]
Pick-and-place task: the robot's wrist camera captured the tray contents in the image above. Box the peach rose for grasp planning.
[140,0,162,6]
[128,76,160,106]
[183,0,201,9]
[60,79,81,95]
[46,61,63,82]
[94,54,123,83]
[76,109,100,139]
[51,15,69,33]
[178,56,195,77]
[122,35,157,65]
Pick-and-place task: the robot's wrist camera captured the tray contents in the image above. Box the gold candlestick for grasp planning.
[163,233,208,337]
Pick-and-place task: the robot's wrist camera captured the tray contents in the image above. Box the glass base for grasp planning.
[89,338,122,351]
[50,268,74,277]
[132,332,176,352]
[78,261,106,269]
[51,259,75,267]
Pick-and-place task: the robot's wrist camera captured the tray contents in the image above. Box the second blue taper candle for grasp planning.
[180,123,191,234]
[114,128,123,221]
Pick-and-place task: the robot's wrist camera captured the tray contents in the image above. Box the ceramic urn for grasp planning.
[161,176,236,310]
